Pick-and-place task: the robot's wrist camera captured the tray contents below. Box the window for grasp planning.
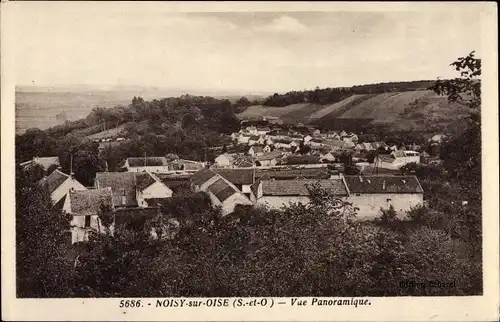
[356,193,361,196]
[84,216,91,228]
[386,198,392,206]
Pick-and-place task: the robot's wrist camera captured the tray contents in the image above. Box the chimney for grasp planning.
[70,172,75,179]
[121,189,126,206]
[382,180,386,190]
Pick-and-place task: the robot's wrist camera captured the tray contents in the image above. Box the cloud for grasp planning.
[254,15,308,34]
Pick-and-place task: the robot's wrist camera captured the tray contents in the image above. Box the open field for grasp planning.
[237,90,471,133]
[86,124,128,140]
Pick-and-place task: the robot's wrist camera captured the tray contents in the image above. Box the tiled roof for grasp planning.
[256,151,282,161]
[212,167,331,185]
[127,157,168,167]
[250,145,265,153]
[233,156,255,168]
[208,178,237,202]
[158,179,191,192]
[344,175,423,194]
[190,168,218,186]
[258,168,330,180]
[69,187,113,216]
[214,168,255,185]
[274,139,292,144]
[95,172,138,207]
[135,172,157,191]
[40,169,69,194]
[261,179,348,197]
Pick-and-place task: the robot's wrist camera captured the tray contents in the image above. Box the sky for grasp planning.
[8,3,482,94]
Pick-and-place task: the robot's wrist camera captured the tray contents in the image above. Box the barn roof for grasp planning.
[39,169,69,194]
[260,179,348,197]
[95,172,138,207]
[208,178,237,202]
[213,168,255,185]
[344,175,424,194]
[190,168,218,186]
[68,187,113,216]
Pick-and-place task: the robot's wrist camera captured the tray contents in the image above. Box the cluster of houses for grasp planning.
[218,126,437,170]
[22,128,448,245]
[191,167,424,218]
[25,152,424,245]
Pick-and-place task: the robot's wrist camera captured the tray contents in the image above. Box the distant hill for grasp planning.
[15,85,268,134]
[237,82,471,135]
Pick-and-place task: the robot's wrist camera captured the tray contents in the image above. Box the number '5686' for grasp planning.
[119,300,142,308]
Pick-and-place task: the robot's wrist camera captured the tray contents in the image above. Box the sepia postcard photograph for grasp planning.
[1,1,498,321]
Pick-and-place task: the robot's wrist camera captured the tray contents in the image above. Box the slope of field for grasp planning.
[86,124,128,140]
[307,94,380,121]
[237,90,472,134]
[236,103,309,120]
[336,90,436,121]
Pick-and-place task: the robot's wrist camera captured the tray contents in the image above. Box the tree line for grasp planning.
[262,80,436,107]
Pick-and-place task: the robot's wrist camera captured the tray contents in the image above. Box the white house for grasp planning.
[249,178,348,210]
[124,157,170,173]
[255,151,282,167]
[62,187,114,244]
[214,153,235,168]
[246,126,258,135]
[304,135,313,143]
[343,133,359,143]
[320,152,336,163]
[190,169,253,215]
[274,140,293,150]
[39,169,87,206]
[374,151,420,170]
[392,150,421,164]
[95,172,173,208]
[248,145,271,156]
[237,134,251,144]
[134,172,173,207]
[344,175,424,220]
[248,136,261,146]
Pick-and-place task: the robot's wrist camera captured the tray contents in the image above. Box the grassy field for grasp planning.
[238,90,471,134]
[236,103,308,120]
[86,124,128,140]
